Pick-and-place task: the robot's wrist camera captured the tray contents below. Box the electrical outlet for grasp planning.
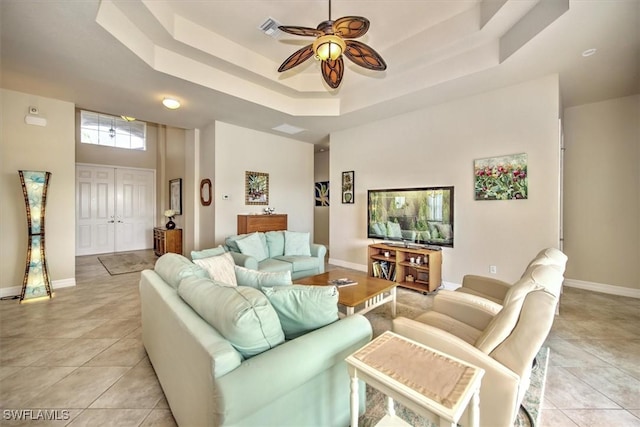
[489,265,497,274]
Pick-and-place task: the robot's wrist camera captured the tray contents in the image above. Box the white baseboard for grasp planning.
[563,278,640,299]
[328,259,367,272]
[0,278,76,299]
[326,261,639,299]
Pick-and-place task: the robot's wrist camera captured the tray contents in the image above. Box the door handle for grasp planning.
[108,220,115,223]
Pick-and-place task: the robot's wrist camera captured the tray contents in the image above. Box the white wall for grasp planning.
[213,121,315,244]
[329,75,562,285]
[563,95,639,292]
[1,89,76,294]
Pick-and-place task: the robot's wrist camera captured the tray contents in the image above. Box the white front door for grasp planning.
[114,168,154,252]
[76,165,155,255]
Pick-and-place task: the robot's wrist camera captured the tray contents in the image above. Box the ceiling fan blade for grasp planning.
[332,16,369,38]
[344,40,387,71]
[278,45,315,72]
[321,57,344,89]
[278,26,324,37]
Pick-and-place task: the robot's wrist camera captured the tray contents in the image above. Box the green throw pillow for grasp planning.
[154,253,208,289]
[265,231,285,257]
[178,276,285,358]
[235,266,292,289]
[236,232,269,262]
[262,285,339,340]
[386,221,402,239]
[284,231,311,256]
[191,245,226,260]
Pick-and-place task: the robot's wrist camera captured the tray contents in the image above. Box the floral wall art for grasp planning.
[474,153,528,200]
[315,181,329,206]
[245,171,269,205]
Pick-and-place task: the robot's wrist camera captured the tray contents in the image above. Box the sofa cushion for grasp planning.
[178,276,285,359]
[193,252,238,286]
[273,256,319,272]
[435,223,452,240]
[258,258,294,273]
[262,285,339,340]
[235,266,292,289]
[265,231,285,257]
[154,253,208,290]
[236,232,269,262]
[386,221,402,239]
[191,245,226,260]
[284,231,311,256]
[371,222,386,237]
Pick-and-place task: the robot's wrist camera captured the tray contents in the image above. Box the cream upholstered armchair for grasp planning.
[392,267,561,426]
[454,247,567,305]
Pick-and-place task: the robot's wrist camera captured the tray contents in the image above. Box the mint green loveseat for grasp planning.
[225,231,326,280]
[140,253,371,427]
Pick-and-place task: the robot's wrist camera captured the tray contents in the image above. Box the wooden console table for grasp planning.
[346,331,484,427]
[237,214,287,234]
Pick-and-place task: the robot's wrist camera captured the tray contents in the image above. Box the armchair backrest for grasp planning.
[525,247,568,274]
[474,265,562,354]
[489,289,557,379]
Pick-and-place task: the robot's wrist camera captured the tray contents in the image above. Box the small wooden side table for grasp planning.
[153,227,182,256]
[346,331,484,427]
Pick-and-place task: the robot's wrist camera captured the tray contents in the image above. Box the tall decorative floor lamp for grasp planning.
[18,170,53,303]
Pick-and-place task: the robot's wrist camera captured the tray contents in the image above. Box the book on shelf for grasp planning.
[372,260,395,281]
[328,278,358,287]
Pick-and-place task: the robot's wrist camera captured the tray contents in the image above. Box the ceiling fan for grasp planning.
[277,0,387,89]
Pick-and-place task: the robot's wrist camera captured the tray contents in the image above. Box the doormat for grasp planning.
[98,252,156,275]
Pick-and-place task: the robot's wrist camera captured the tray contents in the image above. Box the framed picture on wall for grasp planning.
[170,178,182,215]
[245,171,269,205]
[342,171,354,204]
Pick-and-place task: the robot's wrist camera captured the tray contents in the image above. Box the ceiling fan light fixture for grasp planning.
[121,115,136,122]
[313,34,346,61]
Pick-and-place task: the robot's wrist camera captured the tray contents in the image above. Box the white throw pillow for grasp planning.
[193,252,238,286]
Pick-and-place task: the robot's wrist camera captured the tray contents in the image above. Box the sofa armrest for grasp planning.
[392,317,521,427]
[310,243,327,259]
[228,251,258,270]
[432,290,502,330]
[218,314,372,425]
[460,275,512,301]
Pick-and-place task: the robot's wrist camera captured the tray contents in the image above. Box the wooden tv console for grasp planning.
[368,243,442,293]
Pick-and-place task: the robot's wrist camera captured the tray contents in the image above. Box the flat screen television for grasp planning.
[367,186,454,247]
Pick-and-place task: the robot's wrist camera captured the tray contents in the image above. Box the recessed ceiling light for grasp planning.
[272,123,305,135]
[162,98,181,109]
[582,48,597,57]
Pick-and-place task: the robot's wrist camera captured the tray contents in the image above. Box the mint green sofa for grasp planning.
[140,254,371,427]
[225,231,326,280]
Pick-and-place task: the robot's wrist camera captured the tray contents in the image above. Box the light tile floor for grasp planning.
[0,252,639,426]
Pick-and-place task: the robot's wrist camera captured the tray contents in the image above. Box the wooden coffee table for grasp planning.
[296,269,397,317]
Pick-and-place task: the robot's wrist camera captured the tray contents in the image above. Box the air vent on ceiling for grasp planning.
[259,17,283,38]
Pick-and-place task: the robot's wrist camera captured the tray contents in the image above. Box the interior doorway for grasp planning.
[76,164,156,255]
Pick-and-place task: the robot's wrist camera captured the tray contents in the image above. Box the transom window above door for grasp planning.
[80,110,147,150]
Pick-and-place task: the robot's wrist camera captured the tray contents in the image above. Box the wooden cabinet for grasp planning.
[368,243,442,293]
[154,228,183,256]
[237,214,287,234]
